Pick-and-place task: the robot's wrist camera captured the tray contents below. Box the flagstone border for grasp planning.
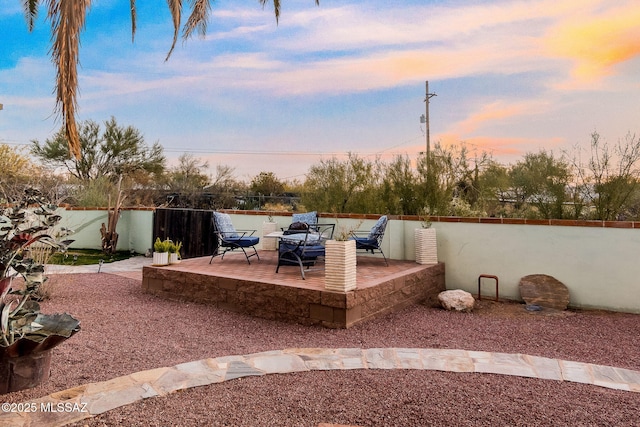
[3,348,639,426]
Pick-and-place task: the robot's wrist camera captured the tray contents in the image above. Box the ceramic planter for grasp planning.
[325,239,357,292]
[153,252,169,266]
[169,253,180,264]
[262,221,278,251]
[415,228,437,264]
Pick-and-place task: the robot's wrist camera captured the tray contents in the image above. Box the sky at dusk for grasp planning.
[1,0,640,182]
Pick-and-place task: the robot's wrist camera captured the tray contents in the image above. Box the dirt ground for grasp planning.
[471,297,580,318]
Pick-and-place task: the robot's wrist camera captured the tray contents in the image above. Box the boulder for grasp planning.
[519,274,570,311]
[438,290,475,312]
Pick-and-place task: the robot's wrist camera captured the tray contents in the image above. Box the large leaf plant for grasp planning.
[0,189,78,348]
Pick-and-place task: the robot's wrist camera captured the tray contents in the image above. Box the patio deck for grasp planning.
[142,251,445,328]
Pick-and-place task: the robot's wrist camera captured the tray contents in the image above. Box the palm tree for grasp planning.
[23,0,319,159]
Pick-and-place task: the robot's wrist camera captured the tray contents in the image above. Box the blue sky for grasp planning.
[1,0,640,181]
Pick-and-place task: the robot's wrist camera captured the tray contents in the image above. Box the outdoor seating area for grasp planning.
[142,250,445,328]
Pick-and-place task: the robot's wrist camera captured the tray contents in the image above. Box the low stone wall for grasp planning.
[142,263,445,328]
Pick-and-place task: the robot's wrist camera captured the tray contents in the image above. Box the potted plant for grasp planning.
[152,238,171,266]
[262,214,278,251]
[168,240,182,264]
[324,220,361,292]
[415,209,437,264]
[0,189,80,394]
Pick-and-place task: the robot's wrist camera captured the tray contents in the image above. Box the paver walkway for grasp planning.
[3,260,637,426]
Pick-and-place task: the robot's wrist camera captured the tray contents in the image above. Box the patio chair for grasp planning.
[291,211,318,227]
[282,211,318,232]
[349,215,389,266]
[276,224,334,279]
[210,212,260,264]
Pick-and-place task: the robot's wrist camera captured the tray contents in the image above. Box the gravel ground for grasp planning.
[4,273,640,426]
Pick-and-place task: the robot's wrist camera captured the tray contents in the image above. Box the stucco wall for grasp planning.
[56,208,640,314]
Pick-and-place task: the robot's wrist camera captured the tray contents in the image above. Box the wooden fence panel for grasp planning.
[153,208,217,259]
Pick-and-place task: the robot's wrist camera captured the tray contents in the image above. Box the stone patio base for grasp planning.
[142,256,445,328]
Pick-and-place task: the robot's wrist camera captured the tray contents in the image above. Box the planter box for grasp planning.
[325,239,357,292]
[262,222,278,251]
[415,228,437,264]
[153,252,169,266]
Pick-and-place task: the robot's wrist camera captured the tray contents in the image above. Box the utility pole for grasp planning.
[420,81,437,172]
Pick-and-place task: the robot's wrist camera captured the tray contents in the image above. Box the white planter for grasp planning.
[153,252,169,266]
[415,228,438,265]
[262,221,278,250]
[324,239,357,292]
[169,253,181,264]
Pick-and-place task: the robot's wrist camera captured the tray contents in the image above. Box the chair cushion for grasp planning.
[214,212,239,238]
[224,236,259,247]
[281,232,321,244]
[353,237,378,248]
[368,215,388,240]
[292,211,317,225]
[279,242,325,257]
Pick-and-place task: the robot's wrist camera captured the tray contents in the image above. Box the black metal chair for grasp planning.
[349,215,388,266]
[210,212,260,264]
[276,224,334,279]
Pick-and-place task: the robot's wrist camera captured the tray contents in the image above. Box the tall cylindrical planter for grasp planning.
[325,239,357,292]
[262,222,278,251]
[415,228,438,264]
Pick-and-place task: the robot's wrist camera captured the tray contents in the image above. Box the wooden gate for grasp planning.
[152,208,217,259]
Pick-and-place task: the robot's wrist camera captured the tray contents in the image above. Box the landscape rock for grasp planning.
[519,274,570,311]
[438,290,475,312]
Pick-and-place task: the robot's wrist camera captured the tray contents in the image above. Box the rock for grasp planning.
[438,290,475,312]
[519,274,570,311]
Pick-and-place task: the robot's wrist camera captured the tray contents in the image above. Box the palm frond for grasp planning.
[130,0,136,42]
[23,0,40,31]
[258,0,318,24]
[165,0,182,61]
[259,0,281,23]
[183,0,212,40]
[47,0,89,159]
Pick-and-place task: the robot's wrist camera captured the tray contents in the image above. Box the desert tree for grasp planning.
[0,144,52,203]
[31,117,165,184]
[302,154,383,214]
[380,154,422,215]
[418,142,489,216]
[509,150,570,219]
[567,131,640,220]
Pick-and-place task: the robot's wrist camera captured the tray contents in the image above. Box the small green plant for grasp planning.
[333,219,364,241]
[168,240,182,255]
[418,207,432,228]
[153,237,171,253]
